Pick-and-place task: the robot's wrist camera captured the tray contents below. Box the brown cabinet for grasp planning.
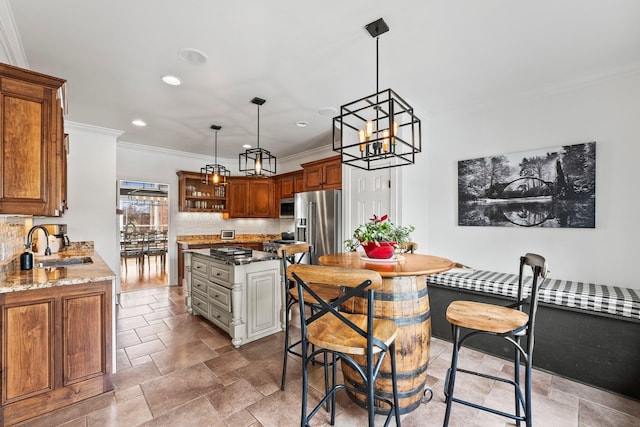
[0,63,67,216]
[228,177,274,218]
[177,170,228,213]
[0,281,112,425]
[276,170,304,198]
[301,155,342,191]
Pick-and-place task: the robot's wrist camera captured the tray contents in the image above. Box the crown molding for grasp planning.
[65,121,124,137]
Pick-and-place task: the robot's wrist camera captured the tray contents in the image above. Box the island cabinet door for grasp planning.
[1,298,55,405]
[61,290,109,385]
[245,268,280,339]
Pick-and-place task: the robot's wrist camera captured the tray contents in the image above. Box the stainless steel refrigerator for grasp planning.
[295,189,342,265]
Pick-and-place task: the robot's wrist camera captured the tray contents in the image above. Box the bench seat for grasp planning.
[428,268,640,322]
[426,268,640,400]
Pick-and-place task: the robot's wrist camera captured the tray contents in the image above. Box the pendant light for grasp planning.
[239,97,276,176]
[333,18,422,171]
[201,124,230,185]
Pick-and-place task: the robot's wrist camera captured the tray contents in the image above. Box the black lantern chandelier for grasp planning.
[201,124,230,185]
[239,97,276,176]
[333,18,422,171]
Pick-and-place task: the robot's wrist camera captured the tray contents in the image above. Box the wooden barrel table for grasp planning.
[318,252,454,414]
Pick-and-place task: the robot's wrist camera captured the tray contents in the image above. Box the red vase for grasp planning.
[361,241,396,259]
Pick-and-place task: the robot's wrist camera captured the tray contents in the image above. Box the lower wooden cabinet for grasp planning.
[0,281,112,426]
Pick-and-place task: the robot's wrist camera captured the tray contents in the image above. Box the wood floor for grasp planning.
[120,255,169,292]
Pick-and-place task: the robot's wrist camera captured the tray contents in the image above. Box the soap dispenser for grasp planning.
[20,245,33,270]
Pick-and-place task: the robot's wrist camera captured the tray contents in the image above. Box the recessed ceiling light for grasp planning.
[132,119,146,127]
[296,120,309,127]
[242,144,252,149]
[178,48,208,65]
[161,75,182,86]
[318,107,338,117]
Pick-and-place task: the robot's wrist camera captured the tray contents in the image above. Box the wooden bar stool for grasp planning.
[398,241,418,253]
[278,243,342,391]
[443,253,548,427]
[288,264,401,427]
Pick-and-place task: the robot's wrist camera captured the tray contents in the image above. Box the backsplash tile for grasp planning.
[175,213,295,236]
[0,216,29,264]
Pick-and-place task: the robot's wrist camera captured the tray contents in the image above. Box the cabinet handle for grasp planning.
[216,272,221,276]
[196,265,202,269]
[216,315,221,319]
[214,294,219,298]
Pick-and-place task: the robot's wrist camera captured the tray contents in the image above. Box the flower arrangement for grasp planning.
[344,214,415,255]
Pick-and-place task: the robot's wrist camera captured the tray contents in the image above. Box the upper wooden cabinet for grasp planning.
[228,177,275,218]
[301,155,342,191]
[177,170,228,213]
[0,63,67,216]
[276,170,304,198]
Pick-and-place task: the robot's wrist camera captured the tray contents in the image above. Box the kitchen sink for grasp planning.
[36,256,93,268]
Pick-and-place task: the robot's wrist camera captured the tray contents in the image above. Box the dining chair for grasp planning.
[443,253,548,427]
[288,264,401,427]
[120,231,144,273]
[277,243,342,391]
[144,230,168,271]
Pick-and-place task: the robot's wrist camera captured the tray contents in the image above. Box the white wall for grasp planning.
[36,122,121,278]
[421,72,640,289]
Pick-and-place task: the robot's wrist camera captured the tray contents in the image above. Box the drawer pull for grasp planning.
[216,315,221,319]
[214,294,218,298]
[216,272,221,276]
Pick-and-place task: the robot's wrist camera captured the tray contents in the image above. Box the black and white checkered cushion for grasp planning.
[427,269,640,321]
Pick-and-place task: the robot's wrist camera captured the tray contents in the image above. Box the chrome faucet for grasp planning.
[26,225,51,256]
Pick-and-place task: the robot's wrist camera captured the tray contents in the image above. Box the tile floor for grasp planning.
[17,285,640,427]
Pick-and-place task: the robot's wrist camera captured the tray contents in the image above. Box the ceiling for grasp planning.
[6,0,640,160]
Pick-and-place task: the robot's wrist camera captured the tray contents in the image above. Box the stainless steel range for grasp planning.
[262,239,298,253]
[208,246,277,265]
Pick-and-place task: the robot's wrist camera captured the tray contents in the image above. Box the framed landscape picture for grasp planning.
[458,142,596,228]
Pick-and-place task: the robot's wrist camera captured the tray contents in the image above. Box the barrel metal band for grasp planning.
[377,361,429,380]
[374,286,429,301]
[378,309,431,326]
[344,376,426,401]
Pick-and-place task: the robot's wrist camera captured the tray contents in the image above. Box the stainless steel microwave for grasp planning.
[279,198,295,218]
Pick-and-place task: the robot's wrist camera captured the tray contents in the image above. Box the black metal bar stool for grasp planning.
[278,243,342,391]
[288,264,401,427]
[443,253,548,427]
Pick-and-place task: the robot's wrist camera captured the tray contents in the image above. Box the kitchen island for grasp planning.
[176,233,279,286]
[0,248,115,426]
[184,248,282,347]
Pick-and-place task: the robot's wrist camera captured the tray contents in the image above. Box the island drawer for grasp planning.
[209,264,231,285]
[192,275,209,295]
[209,304,231,331]
[208,282,231,311]
[192,257,209,278]
[191,291,209,317]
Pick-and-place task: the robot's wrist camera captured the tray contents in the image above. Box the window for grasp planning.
[119,180,168,233]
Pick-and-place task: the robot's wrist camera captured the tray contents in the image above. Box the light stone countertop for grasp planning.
[176,233,280,246]
[0,249,116,293]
